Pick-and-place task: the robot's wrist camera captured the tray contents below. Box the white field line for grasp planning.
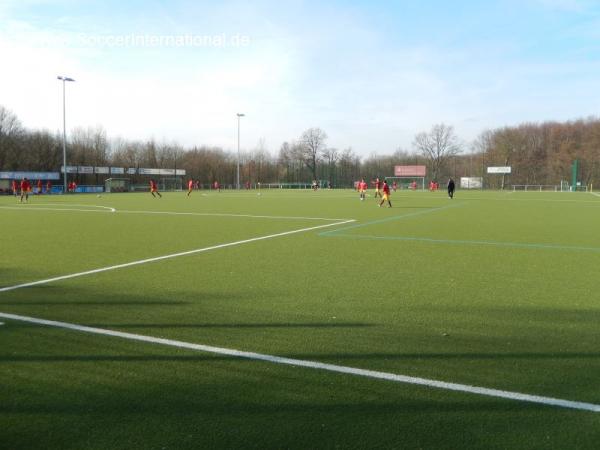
[33,203,115,211]
[0,311,598,413]
[590,192,600,198]
[0,219,355,293]
[115,210,352,221]
[0,204,354,222]
[465,196,600,204]
[0,205,116,213]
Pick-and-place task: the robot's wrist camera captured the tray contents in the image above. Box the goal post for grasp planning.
[160,177,183,191]
[386,176,425,190]
[104,178,130,193]
[390,165,427,190]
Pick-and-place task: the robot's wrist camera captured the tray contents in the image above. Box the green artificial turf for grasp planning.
[1,189,599,449]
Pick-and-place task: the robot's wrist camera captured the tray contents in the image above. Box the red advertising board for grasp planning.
[394,165,426,177]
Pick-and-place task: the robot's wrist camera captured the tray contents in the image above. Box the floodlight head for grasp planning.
[237,113,245,117]
[57,76,76,82]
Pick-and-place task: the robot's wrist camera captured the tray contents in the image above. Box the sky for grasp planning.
[1,0,600,156]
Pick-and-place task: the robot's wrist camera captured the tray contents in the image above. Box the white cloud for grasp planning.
[2,1,600,156]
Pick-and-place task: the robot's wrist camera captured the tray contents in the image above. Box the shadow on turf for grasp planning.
[0,397,545,415]
[4,321,373,329]
[0,301,191,306]
[85,322,375,329]
[2,351,598,363]
[0,285,248,305]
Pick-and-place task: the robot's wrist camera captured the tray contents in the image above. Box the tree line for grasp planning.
[1,104,599,188]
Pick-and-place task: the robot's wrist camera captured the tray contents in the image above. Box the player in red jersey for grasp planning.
[374,178,382,198]
[46,180,52,194]
[358,179,368,201]
[378,179,392,208]
[37,179,43,194]
[150,179,162,198]
[392,181,398,192]
[20,178,31,203]
[11,179,18,197]
[187,179,194,197]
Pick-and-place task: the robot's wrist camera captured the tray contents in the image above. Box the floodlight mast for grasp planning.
[237,113,245,189]
[57,76,75,193]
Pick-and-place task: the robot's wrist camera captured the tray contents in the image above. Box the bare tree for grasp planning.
[338,147,361,186]
[250,138,271,184]
[295,127,328,181]
[321,147,339,185]
[413,123,462,182]
[25,130,61,171]
[0,106,24,169]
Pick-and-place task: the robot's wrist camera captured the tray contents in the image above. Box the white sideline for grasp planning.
[0,219,355,293]
[0,311,598,413]
[0,205,116,213]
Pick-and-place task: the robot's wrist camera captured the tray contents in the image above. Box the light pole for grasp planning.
[236,113,245,189]
[57,76,75,194]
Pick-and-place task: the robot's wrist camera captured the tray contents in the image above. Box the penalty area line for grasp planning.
[0,311,598,413]
[0,219,355,293]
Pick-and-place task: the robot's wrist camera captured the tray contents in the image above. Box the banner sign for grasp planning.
[460,177,482,189]
[78,166,94,174]
[110,167,125,174]
[139,168,160,175]
[394,165,426,177]
[61,166,78,174]
[75,185,104,193]
[487,166,511,174]
[0,171,60,180]
[127,168,137,174]
[138,168,185,176]
[95,166,109,174]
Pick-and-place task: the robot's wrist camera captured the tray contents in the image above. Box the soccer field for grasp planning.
[1,189,599,449]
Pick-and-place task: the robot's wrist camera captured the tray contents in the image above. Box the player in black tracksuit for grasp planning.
[447,178,455,199]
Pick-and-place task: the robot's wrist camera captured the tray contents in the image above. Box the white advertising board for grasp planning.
[487,166,511,174]
[460,177,482,189]
[139,168,160,175]
[78,166,94,174]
